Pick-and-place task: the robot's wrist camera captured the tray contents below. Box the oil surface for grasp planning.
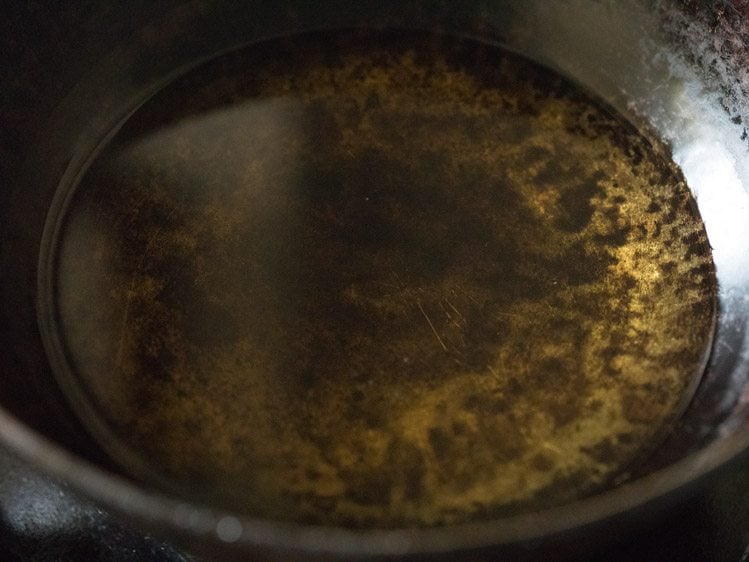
[45,31,716,527]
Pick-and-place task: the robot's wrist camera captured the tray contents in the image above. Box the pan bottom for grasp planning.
[40,29,716,527]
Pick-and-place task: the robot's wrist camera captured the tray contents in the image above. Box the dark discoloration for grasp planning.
[49,30,716,528]
[580,438,618,464]
[647,201,663,213]
[554,172,605,232]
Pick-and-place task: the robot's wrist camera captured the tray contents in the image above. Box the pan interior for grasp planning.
[40,30,716,527]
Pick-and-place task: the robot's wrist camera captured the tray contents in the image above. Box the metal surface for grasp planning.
[39,29,715,528]
[0,447,186,562]
[0,0,747,559]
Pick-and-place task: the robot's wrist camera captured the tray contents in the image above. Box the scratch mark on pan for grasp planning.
[417,299,448,351]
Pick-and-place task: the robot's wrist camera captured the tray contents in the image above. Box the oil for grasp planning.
[43,30,716,527]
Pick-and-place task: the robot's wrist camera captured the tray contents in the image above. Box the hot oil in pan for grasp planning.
[44,30,716,527]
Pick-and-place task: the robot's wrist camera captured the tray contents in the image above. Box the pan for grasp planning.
[0,0,748,559]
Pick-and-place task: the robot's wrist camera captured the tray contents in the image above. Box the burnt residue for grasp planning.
[661,0,749,147]
[50,30,716,528]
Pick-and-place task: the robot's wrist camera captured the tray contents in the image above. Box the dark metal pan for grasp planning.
[0,1,747,559]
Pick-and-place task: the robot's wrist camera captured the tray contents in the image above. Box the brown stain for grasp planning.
[51,30,716,527]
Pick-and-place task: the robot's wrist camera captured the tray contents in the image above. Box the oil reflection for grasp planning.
[675,134,749,290]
